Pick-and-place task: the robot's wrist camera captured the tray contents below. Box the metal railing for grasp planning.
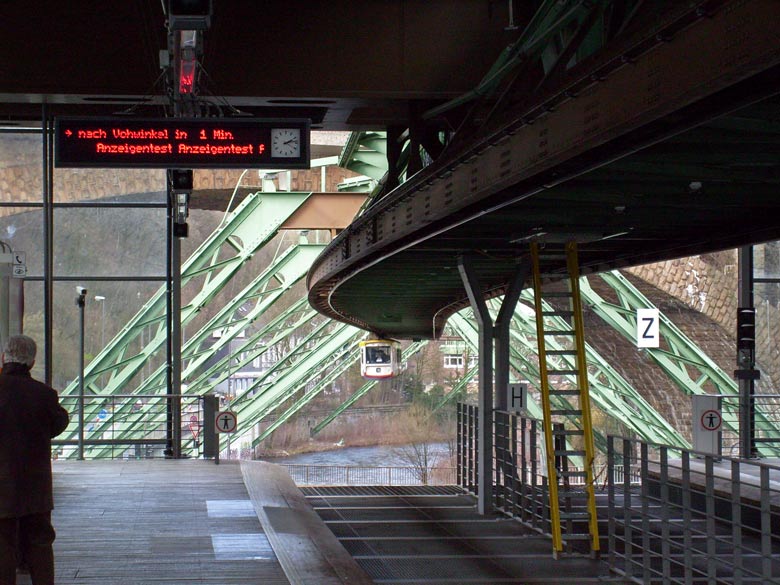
[457,402,479,493]
[719,394,780,456]
[457,404,660,552]
[493,409,552,536]
[281,464,456,486]
[607,436,780,584]
[55,394,204,459]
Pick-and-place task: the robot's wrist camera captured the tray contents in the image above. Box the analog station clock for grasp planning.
[271,128,301,158]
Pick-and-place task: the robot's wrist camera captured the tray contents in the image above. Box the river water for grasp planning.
[261,442,451,467]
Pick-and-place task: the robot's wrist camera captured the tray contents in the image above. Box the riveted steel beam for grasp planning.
[309,1,780,338]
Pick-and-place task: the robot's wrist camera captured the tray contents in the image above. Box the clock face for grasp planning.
[271,128,301,158]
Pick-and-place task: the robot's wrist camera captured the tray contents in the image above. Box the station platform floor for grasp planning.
[47,460,370,585]
[42,460,623,584]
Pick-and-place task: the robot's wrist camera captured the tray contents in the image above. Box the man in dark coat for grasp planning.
[0,335,69,585]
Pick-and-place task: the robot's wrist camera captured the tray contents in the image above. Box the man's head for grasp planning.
[3,335,37,367]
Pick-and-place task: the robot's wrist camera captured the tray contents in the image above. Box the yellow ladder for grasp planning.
[530,241,600,557]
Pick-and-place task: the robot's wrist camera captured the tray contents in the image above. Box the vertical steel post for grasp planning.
[455,402,464,487]
[607,437,615,571]
[76,290,86,460]
[494,261,530,410]
[385,126,404,195]
[164,172,183,458]
[171,231,182,458]
[165,177,173,457]
[42,108,54,385]
[622,439,633,578]
[760,466,771,580]
[681,451,693,584]
[731,460,743,585]
[459,255,493,515]
[659,447,670,581]
[166,169,184,459]
[737,246,756,459]
[705,456,717,583]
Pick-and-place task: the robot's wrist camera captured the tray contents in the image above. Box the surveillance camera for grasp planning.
[76,286,87,296]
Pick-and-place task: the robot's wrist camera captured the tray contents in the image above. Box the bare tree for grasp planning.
[393,403,445,484]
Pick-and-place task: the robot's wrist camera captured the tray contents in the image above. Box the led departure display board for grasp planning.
[54,117,310,169]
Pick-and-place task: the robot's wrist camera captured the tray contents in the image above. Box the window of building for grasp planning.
[443,354,464,369]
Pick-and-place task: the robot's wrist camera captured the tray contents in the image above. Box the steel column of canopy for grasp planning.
[583,270,780,456]
[309,341,428,437]
[185,296,316,395]
[132,242,325,395]
[224,323,363,454]
[61,191,313,398]
[458,254,495,516]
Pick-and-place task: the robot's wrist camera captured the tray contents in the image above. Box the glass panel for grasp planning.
[53,167,166,203]
[18,280,45,384]
[753,241,780,280]
[53,207,166,277]
[0,206,44,275]
[753,281,780,393]
[0,133,42,206]
[51,280,168,391]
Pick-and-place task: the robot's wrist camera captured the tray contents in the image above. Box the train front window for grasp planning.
[366,347,390,364]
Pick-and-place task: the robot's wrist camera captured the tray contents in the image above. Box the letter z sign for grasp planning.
[636,308,660,348]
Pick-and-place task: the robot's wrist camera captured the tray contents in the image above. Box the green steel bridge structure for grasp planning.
[53,147,774,461]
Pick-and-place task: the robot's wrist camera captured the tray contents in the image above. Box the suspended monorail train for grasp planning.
[359,339,401,379]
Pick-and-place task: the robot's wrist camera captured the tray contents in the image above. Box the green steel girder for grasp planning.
[185,296,316,395]
[60,192,314,453]
[583,271,780,455]
[80,245,324,458]
[447,294,687,452]
[238,318,337,398]
[87,305,326,459]
[250,343,363,444]
[224,323,364,452]
[339,131,390,181]
[423,0,636,120]
[132,242,325,395]
[583,272,735,395]
[509,294,686,447]
[309,341,428,437]
[63,191,313,398]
